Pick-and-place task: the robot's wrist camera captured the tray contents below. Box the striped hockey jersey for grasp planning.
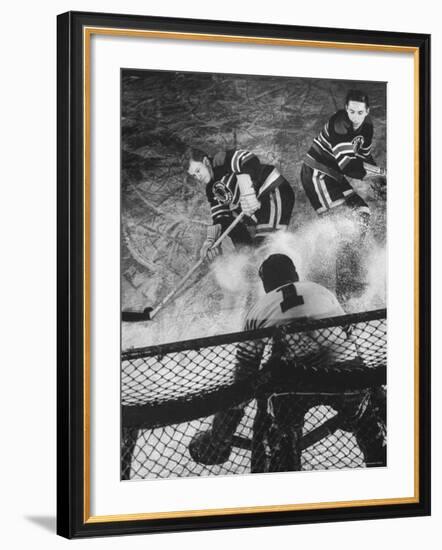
[206,149,284,229]
[305,110,375,181]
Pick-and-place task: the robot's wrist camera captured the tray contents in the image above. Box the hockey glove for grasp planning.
[189,408,244,465]
[188,430,232,465]
[237,174,261,217]
[200,223,222,261]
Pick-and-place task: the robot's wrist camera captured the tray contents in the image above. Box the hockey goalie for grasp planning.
[189,254,386,472]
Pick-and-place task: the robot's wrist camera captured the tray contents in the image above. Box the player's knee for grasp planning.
[300,163,313,187]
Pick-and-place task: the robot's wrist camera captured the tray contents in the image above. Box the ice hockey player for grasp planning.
[189,254,386,471]
[184,147,295,260]
[300,89,386,302]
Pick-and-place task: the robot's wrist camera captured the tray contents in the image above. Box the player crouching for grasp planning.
[300,90,386,303]
[189,254,386,471]
[184,147,295,260]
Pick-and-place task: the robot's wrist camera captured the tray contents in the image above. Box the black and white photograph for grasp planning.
[120,70,387,481]
[51,6,431,540]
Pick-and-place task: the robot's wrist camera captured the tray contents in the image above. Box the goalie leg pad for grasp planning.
[350,389,387,468]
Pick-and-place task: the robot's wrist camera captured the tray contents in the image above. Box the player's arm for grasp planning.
[357,124,375,164]
[354,126,387,195]
[200,187,232,260]
[231,150,262,217]
[201,185,252,260]
[213,149,261,184]
[234,314,266,381]
[328,116,367,179]
[356,124,386,175]
[207,188,253,248]
[332,142,366,179]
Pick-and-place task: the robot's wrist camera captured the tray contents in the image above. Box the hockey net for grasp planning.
[121,309,386,480]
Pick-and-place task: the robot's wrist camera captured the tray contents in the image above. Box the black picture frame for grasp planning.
[57,10,431,539]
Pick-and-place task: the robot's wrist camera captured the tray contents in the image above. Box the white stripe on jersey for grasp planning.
[318,172,334,207]
[311,170,355,213]
[260,167,281,195]
[231,150,251,173]
[224,173,235,191]
[211,207,230,215]
[314,137,335,159]
[241,151,254,164]
[333,142,355,154]
[317,132,333,150]
[338,156,353,168]
[334,149,355,161]
[231,150,241,173]
[312,169,327,211]
[274,187,287,230]
[231,177,240,205]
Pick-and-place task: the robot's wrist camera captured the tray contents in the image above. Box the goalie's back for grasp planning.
[242,281,357,366]
[244,281,344,331]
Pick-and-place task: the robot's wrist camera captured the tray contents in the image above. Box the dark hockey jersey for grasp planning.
[305,110,375,181]
[206,149,284,229]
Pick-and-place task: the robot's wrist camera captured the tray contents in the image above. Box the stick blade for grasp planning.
[121,307,153,322]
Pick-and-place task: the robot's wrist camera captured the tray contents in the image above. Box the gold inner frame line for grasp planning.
[82,26,420,524]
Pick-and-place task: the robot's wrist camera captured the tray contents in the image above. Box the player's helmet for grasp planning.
[258,254,299,292]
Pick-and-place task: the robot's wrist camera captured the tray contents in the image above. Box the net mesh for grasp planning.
[121,310,386,480]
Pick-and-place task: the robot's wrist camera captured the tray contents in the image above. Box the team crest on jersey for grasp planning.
[213,180,233,204]
[352,135,365,152]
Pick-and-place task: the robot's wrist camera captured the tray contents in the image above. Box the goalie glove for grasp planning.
[200,223,222,261]
[189,408,244,465]
[188,430,232,465]
[237,174,261,217]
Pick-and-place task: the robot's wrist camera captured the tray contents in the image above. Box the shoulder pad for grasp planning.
[332,110,351,135]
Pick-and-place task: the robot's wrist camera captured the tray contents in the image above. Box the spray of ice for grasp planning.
[211,252,251,293]
[124,215,386,348]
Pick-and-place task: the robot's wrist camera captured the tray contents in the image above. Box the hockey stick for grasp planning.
[122,212,246,322]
